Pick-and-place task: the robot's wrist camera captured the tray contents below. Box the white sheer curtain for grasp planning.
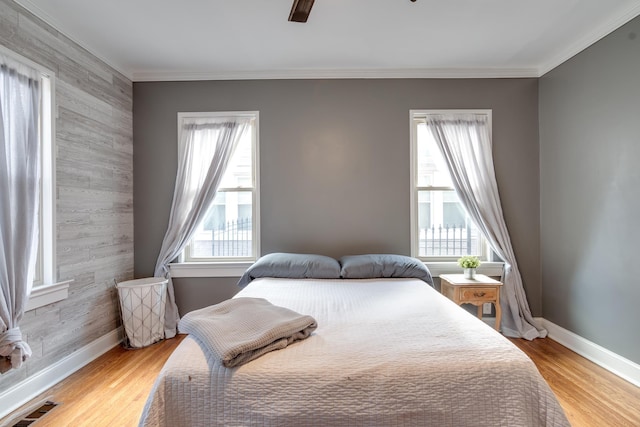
[0,55,41,370]
[426,113,546,340]
[155,117,250,338]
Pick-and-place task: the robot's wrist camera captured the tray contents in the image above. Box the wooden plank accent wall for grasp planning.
[0,0,133,392]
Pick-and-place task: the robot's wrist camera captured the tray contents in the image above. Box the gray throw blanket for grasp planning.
[178,297,317,368]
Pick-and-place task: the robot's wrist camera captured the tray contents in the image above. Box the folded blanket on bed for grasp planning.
[178,297,317,368]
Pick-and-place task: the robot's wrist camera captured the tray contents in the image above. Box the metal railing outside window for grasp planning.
[192,218,252,258]
[418,223,481,257]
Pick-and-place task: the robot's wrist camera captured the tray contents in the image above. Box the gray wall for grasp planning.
[133,78,541,315]
[540,17,640,363]
[0,0,133,392]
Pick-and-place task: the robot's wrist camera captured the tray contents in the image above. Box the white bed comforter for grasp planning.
[139,278,569,427]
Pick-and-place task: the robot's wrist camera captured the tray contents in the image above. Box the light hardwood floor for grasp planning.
[1,336,185,427]
[509,337,640,427]
[2,335,639,426]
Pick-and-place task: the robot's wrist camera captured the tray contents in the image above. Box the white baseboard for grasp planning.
[0,328,122,420]
[537,318,640,388]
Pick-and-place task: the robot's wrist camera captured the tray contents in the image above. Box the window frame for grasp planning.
[410,109,490,264]
[178,111,260,266]
[0,44,69,310]
[34,67,53,287]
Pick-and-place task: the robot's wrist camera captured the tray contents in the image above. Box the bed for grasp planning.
[139,254,569,426]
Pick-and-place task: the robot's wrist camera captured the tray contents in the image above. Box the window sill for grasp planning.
[26,280,72,311]
[425,261,504,278]
[169,262,253,278]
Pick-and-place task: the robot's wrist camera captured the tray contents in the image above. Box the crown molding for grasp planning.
[538,3,640,76]
[131,67,539,82]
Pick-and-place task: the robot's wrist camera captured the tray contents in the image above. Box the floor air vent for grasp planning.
[10,401,58,427]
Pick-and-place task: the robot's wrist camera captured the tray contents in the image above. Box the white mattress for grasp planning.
[139,278,569,426]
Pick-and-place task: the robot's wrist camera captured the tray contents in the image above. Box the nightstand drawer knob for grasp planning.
[474,292,486,297]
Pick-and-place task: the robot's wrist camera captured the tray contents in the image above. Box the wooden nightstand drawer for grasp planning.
[460,287,497,301]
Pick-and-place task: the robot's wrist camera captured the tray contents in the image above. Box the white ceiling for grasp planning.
[13,0,640,81]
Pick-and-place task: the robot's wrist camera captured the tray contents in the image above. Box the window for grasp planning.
[1,46,64,310]
[33,66,54,287]
[181,112,259,262]
[410,111,486,261]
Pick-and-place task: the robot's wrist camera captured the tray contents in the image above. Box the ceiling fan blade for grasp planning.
[288,0,315,23]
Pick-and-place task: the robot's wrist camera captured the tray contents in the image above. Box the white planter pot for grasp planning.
[463,268,476,279]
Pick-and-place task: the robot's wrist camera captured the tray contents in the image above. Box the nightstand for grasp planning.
[439,274,503,331]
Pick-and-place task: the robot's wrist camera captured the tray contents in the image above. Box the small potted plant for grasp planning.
[458,255,481,279]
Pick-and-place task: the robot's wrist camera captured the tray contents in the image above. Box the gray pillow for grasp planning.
[238,253,341,287]
[339,254,434,286]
